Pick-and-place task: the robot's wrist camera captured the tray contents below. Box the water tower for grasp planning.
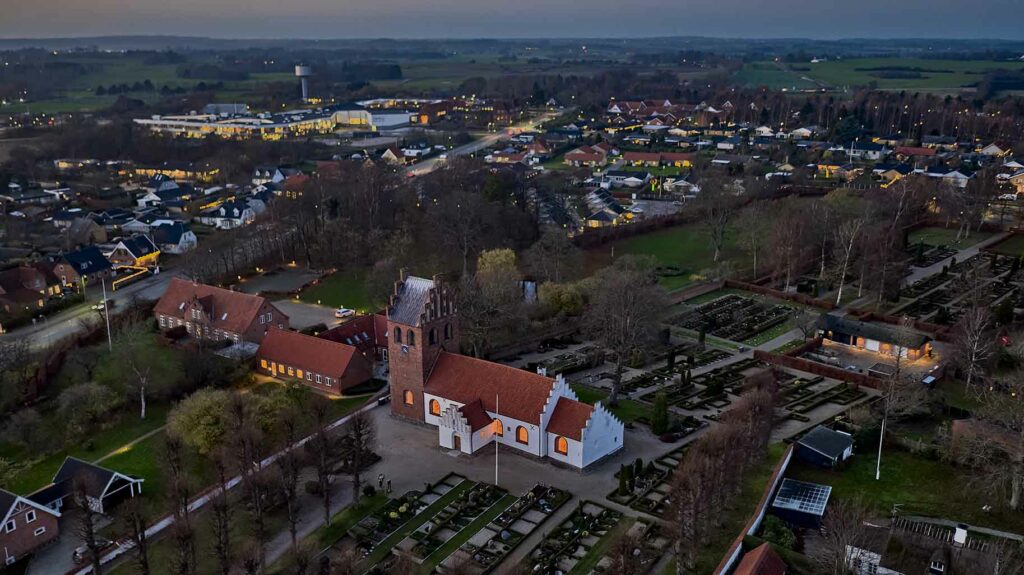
[295,65,313,103]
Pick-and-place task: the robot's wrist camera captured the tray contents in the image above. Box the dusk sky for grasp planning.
[1,0,1021,39]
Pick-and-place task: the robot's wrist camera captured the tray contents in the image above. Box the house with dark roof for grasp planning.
[386,272,623,469]
[1,488,60,566]
[51,245,113,288]
[0,264,62,315]
[849,518,1009,575]
[150,223,198,254]
[154,278,289,343]
[817,314,931,360]
[106,235,160,268]
[257,327,372,394]
[27,457,143,516]
[796,425,854,469]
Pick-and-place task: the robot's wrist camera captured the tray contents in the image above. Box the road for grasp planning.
[403,109,568,176]
[1,268,184,350]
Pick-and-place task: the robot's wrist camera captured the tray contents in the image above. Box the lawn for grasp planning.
[692,443,787,574]
[988,234,1024,257]
[585,223,744,291]
[571,384,650,423]
[0,404,172,495]
[787,448,1024,534]
[907,226,995,249]
[299,269,376,312]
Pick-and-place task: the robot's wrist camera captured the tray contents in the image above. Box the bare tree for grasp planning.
[736,202,768,277]
[606,533,644,575]
[305,397,337,526]
[832,217,864,305]
[585,256,668,405]
[524,227,583,283]
[817,497,870,575]
[695,175,740,263]
[72,475,105,575]
[341,412,376,505]
[874,318,927,480]
[119,498,150,575]
[953,306,994,389]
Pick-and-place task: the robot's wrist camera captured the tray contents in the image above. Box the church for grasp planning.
[385,272,624,469]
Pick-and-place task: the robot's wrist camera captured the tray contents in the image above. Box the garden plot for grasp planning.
[521,501,624,574]
[906,243,957,268]
[608,457,672,516]
[642,357,768,412]
[534,345,606,376]
[670,294,794,343]
[441,485,571,575]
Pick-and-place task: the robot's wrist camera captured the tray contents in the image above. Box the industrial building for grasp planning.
[134,102,417,140]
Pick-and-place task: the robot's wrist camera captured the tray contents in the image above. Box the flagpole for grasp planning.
[495,393,499,487]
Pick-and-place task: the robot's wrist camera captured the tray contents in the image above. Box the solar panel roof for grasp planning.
[772,478,831,517]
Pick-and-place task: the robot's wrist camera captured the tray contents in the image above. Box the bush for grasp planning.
[760,515,797,550]
[57,382,124,437]
[651,392,669,435]
[363,484,377,498]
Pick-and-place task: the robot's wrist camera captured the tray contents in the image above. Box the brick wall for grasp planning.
[753,350,884,389]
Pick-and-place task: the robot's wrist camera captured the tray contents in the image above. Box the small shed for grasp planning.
[771,479,831,528]
[795,426,854,469]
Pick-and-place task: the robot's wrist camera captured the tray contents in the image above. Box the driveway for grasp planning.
[271,300,351,330]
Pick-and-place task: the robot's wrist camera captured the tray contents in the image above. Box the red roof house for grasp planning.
[154,278,288,343]
[257,327,372,394]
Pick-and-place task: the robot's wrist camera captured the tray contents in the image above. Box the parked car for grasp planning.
[334,308,356,319]
[92,299,112,311]
[73,538,112,564]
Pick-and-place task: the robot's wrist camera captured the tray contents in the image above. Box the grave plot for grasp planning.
[535,345,606,376]
[399,482,511,566]
[440,485,571,575]
[357,473,473,573]
[591,518,671,574]
[522,501,624,575]
[670,294,794,343]
[907,244,957,268]
[780,380,868,423]
[652,358,767,411]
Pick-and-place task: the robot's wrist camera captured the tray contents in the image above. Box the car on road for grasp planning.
[92,299,111,311]
[334,308,356,319]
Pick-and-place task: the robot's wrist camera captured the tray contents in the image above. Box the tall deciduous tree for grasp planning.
[524,228,582,283]
[695,174,741,264]
[953,306,994,389]
[305,396,337,526]
[341,412,376,505]
[96,322,184,419]
[585,256,668,406]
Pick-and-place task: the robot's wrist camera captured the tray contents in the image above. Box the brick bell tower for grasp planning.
[387,271,460,421]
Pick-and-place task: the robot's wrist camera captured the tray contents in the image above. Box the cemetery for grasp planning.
[670,293,796,344]
[520,501,625,574]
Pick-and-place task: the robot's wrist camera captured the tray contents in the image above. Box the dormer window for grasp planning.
[929,561,945,574]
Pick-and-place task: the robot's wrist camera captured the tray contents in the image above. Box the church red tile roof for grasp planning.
[458,399,493,432]
[154,277,275,334]
[733,542,787,575]
[425,352,554,425]
[546,397,594,441]
[257,327,367,383]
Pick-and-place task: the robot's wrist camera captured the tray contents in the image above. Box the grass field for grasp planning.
[907,226,995,248]
[299,269,377,312]
[743,58,1024,92]
[571,384,651,423]
[0,404,172,495]
[987,233,1024,257]
[788,448,1024,534]
[585,222,744,291]
[734,62,819,90]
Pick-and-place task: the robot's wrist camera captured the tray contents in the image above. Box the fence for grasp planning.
[712,445,795,575]
[669,280,726,304]
[724,279,836,311]
[753,350,885,389]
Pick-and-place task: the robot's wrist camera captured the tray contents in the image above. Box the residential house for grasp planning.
[51,245,113,288]
[121,212,178,235]
[848,519,1008,575]
[195,200,256,230]
[622,152,661,167]
[150,223,198,255]
[921,135,958,151]
[563,145,608,168]
[979,142,1011,157]
[154,278,289,343]
[0,489,60,566]
[65,218,108,245]
[386,273,624,468]
[848,142,890,161]
[320,313,389,361]
[817,314,931,359]
[894,146,937,161]
[603,170,650,188]
[0,265,62,315]
[1009,170,1024,195]
[0,185,66,205]
[28,457,143,516]
[256,327,373,395]
[105,235,160,268]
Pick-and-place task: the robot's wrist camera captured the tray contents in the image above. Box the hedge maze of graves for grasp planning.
[670,294,795,343]
[893,253,1021,325]
[776,375,869,423]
